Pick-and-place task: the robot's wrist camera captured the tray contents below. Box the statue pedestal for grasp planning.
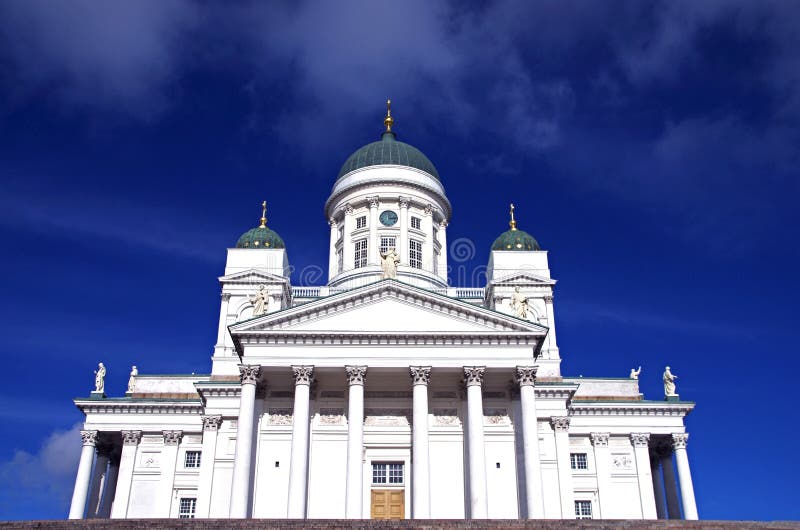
[89,391,106,400]
[665,394,680,402]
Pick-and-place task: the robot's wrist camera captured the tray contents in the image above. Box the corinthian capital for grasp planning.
[292,365,314,386]
[672,433,689,449]
[630,433,651,448]
[368,196,380,209]
[590,432,610,447]
[239,365,261,386]
[463,366,485,387]
[516,366,538,386]
[550,416,570,432]
[121,430,142,446]
[409,366,431,385]
[345,365,367,385]
[163,430,183,446]
[398,196,410,209]
[202,415,222,431]
[80,430,98,446]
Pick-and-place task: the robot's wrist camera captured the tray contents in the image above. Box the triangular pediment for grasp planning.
[229,280,547,336]
[490,271,556,286]
[218,269,289,285]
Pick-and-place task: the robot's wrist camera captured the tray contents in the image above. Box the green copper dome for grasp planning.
[337,131,440,180]
[235,202,286,249]
[491,229,541,251]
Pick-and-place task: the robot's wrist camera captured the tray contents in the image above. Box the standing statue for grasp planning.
[629,366,641,380]
[510,287,530,320]
[250,285,268,316]
[663,366,678,397]
[127,365,138,393]
[380,247,400,279]
[94,363,106,393]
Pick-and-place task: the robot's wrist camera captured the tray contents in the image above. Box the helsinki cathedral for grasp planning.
[69,102,699,521]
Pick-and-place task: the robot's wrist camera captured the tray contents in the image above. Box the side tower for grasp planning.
[485,204,562,377]
[324,101,451,290]
[211,202,291,375]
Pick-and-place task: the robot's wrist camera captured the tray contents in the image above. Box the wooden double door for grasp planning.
[370,489,405,519]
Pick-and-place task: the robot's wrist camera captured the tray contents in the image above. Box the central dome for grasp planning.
[336,131,440,181]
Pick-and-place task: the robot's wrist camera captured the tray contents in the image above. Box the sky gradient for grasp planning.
[0,0,798,521]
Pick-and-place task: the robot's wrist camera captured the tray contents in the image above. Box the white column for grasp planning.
[437,220,448,277]
[345,365,367,519]
[422,205,434,272]
[342,204,354,272]
[196,416,222,518]
[69,430,98,519]
[672,433,698,520]
[631,434,657,519]
[110,431,140,519]
[367,197,379,265]
[328,217,339,280]
[398,197,410,264]
[288,366,314,518]
[516,367,544,518]
[229,365,261,518]
[591,433,611,518]
[87,443,111,518]
[464,366,488,519]
[550,417,574,518]
[410,366,431,518]
[651,453,667,519]
[156,431,182,517]
[98,451,119,518]
[215,293,231,349]
[660,446,681,519]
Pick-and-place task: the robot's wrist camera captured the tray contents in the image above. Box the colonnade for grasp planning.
[649,433,698,520]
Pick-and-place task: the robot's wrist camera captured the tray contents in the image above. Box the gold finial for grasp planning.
[384,98,394,132]
[509,203,517,230]
[259,200,267,228]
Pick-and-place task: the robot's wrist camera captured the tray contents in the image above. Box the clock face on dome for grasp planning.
[379,210,398,226]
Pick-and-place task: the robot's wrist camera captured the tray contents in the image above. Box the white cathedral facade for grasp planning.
[68,104,698,521]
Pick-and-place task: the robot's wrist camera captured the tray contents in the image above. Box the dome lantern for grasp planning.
[235,201,286,249]
[491,203,541,251]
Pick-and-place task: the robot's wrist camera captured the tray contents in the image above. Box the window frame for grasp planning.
[570,452,588,470]
[356,216,367,229]
[380,235,397,255]
[409,239,423,269]
[179,497,197,519]
[354,239,368,268]
[371,462,404,486]
[574,500,593,519]
[184,450,201,469]
[410,216,421,230]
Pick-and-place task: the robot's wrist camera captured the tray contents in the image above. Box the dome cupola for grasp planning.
[236,201,286,249]
[491,203,541,251]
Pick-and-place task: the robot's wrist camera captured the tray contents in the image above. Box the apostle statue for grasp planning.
[663,366,678,397]
[510,287,530,320]
[94,363,106,393]
[629,366,641,380]
[250,285,268,316]
[380,247,400,279]
[127,365,138,393]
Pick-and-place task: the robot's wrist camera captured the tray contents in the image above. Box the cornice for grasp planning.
[569,401,695,417]
[75,398,203,415]
[234,331,541,347]
[194,381,242,399]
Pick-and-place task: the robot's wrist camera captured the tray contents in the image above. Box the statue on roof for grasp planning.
[510,286,530,320]
[250,285,268,316]
[127,366,138,393]
[94,363,106,393]
[380,247,400,279]
[629,366,641,380]
[663,366,678,397]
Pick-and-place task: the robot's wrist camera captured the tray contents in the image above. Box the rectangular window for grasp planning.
[179,497,197,519]
[409,239,422,269]
[184,451,201,468]
[372,462,404,485]
[570,453,588,470]
[380,236,397,255]
[354,239,368,268]
[575,500,592,519]
[411,216,421,230]
[356,216,367,229]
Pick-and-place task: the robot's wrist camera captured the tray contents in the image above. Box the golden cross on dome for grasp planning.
[259,200,267,228]
[509,203,517,230]
[384,99,394,132]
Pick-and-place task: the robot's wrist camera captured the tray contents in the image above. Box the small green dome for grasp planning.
[236,226,285,249]
[337,131,440,180]
[491,229,541,251]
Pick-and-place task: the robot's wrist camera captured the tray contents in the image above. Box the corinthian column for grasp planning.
[87,442,112,518]
[229,365,261,518]
[288,366,314,518]
[550,417,574,518]
[631,433,657,519]
[516,367,544,518]
[672,433,698,520]
[157,430,183,517]
[110,431,140,519]
[69,430,98,519]
[410,366,431,518]
[196,415,222,518]
[464,366,488,519]
[368,197,379,265]
[591,432,612,518]
[345,365,367,519]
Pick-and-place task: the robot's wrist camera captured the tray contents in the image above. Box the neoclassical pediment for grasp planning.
[490,271,556,286]
[218,268,289,285]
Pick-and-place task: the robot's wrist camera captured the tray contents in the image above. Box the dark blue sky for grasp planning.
[0,0,798,521]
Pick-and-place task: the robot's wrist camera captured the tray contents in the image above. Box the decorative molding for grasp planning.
[433,408,460,426]
[163,430,183,446]
[195,383,241,399]
[630,433,651,448]
[543,295,554,304]
[424,203,434,215]
[364,408,411,426]
[236,332,540,347]
[292,365,314,386]
[591,432,610,447]
[516,366,538,386]
[672,433,689,449]
[238,365,261,386]
[80,430,98,446]
[121,430,142,446]
[612,453,634,470]
[202,415,223,431]
[76,400,204,415]
[398,196,410,209]
[409,366,431,386]
[318,408,344,425]
[268,408,293,425]
[345,365,367,386]
[570,403,694,417]
[463,366,485,387]
[484,408,509,425]
[550,416,571,432]
[344,203,354,215]
[368,196,380,209]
